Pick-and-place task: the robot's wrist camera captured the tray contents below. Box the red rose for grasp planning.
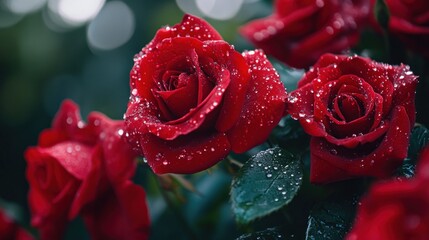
[240,0,370,68]
[0,208,33,240]
[346,178,429,240]
[82,181,150,240]
[125,14,287,174]
[287,54,418,183]
[25,100,149,240]
[347,146,429,240]
[385,0,429,58]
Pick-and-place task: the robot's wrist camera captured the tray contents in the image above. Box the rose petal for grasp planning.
[390,64,418,126]
[40,142,92,180]
[227,49,287,153]
[126,38,232,140]
[287,83,329,137]
[68,145,103,220]
[390,16,429,34]
[83,181,150,240]
[310,106,410,183]
[140,132,231,174]
[140,14,222,56]
[240,5,320,68]
[199,41,250,133]
[51,100,82,134]
[155,73,199,118]
[325,120,389,148]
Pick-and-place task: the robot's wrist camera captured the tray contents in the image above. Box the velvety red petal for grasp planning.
[325,121,389,148]
[139,14,222,56]
[287,83,327,137]
[90,114,137,183]
[51,100,82,133]
[38,129,69,148]
[310,106,410,183]
[140,132,231,174]
[83,181,150,240]
[126,38,232,141]
[200,41,250,133]
[40,142,92,180]
[27,183,75,240]
[227,49,287,153]
[240,5,319,68]
[38,100,82,147]
[147,68,230,140]
[155,73,199,118]
[68,145,103,219]
[390,17,429,35]
[389,64,418,126]
[290,26,360,68]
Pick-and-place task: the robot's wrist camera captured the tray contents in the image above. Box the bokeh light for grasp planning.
[87,1,135,51]
[47,0,105,27]
[196,0,244,20]
[3,0,46,15]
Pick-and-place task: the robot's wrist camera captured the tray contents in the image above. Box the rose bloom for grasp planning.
[385,0,429,58]
[25,100,150,240]
[347,146,429,240]
[124,14,287,174]
[0,208,33,240]
[240,0,371,69]
[287,54,418,183]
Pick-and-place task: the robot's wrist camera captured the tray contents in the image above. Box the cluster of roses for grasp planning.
[5,0,428,239]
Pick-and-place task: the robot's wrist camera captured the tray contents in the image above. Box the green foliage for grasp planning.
[272,116,310,154]
[231,147,303,224]
[374,0,390,30]
[235,228,284,240]
[305,194,358,240]
[271,58,305,92]
[397,124,429,177]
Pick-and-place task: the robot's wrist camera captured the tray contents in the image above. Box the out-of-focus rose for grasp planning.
[347,145,429,240]
[124,14,287,174]
[25,100,149,240]
[287,54,418,183]
[385,0,429,58]
[240,0,371,68]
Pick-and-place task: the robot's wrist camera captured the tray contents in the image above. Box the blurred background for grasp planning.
[0,0,273,239]
[2,0,429,239]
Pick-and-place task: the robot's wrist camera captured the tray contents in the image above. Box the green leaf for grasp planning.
[271,58,305,92]
[0,198,24,224]
[231,147,303,224]
[397,124,429,177]
[305,195,358,240]
[374,0,390,30]
[235,228,284,240]
[272,116,310,154]
[408,124,429,160]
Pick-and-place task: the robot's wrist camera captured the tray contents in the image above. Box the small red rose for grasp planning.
[125,14,287,174]
[385,0,429,58]
[25,100,150,240]
[240,0,371,68]
[287,54,418,183]
[0,208,33,240]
